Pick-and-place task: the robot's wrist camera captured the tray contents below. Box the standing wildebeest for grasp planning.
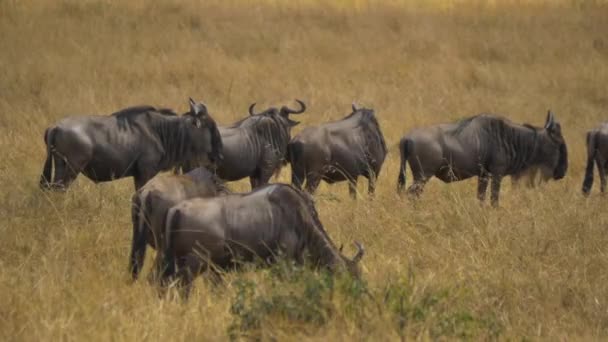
[287,104,387,198]
[39,98,222,190]
[184,100,305,189]
[582,122,608,195]
[397,111,568,206]
[129,167,230,281]
[160,183,364,296]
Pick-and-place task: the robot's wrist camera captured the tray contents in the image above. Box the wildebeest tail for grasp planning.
[582,130,599,195]
[397,138,410,193]
[129,190,150,280]
[287,141,306,190]
[160,207,180,286]
[39,127,55,189]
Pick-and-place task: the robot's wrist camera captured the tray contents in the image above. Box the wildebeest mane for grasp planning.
[340,109,388,158]
[267,184,344,268]
[358,109,388,155]
[479,116,541,175]
[452,115,479,136]
[231,113,292,166]
[153,114,218,171]
[113,105,178,130]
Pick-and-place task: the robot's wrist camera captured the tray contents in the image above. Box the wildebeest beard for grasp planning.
[153,114,218,171]
[357,109,388,159]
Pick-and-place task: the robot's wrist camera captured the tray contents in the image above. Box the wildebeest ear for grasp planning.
[352,102,359,112]
[189,97,196,109]
[545,110,556,129]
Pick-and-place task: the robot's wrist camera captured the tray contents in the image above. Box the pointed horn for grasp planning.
[545,109,555,128]
[351,241,364,264]
[189,97,196,107]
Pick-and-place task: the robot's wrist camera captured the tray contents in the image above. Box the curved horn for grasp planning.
[248,103,276,116]
[281,99,306,115]
[352,102,359,112]
[351,241,364,264]
[248,103,258,116]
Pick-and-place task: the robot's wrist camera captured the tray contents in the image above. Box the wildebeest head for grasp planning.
[184,97,223,165]
[248,99,306,128]
[537,110,568,180]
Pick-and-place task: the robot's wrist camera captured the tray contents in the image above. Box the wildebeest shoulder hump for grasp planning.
[112,105,177,120]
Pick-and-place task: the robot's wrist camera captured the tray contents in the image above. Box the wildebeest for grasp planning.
[582,122,608,195]
[129,167,229,281]
[160,183,364,296]
[182,100,306,189]
[397,111,568,206]
[287,104,387,198]
[39,98,222,191]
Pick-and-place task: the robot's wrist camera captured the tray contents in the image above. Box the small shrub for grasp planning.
[227,260,368,340]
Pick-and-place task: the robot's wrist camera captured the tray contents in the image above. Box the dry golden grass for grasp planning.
[2,0,608,340]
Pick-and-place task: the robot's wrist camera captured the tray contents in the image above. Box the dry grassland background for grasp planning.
[1,0,608,340]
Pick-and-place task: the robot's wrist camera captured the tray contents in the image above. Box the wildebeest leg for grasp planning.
[129,194,148,281]
[348,177,358,199]
[173,254,204,299]
[368,172,377,196]
[146,254,164,285]
[256,167,275,188]
[406,178,427,198]
[249,176,258,190]
[133,170,156,190]
[52,156,79,191]
[39,152,53,190]
[526,168,538,188]
[291,167,305,191]
[598,157,607,194]
[304,174,321,195]
[477,174,489,202]
[490,175,503,207]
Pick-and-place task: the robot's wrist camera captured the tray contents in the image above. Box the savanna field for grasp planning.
[2,0,608,340]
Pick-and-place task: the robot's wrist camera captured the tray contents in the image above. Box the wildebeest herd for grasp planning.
[40,96,594,297]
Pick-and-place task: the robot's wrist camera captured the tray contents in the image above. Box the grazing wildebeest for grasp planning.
[183,100,305,189]
[39,98,222,191]
[129,167,230,281]
[397,111,568,206]
[160,183,364,297]
[582,122,608,195]
[287,104,387,198]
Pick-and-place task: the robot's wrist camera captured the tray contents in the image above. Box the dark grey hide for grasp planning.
[397,111,568,206]
[200,100,306,189]
[582,122,608,195]
[129,167,230,281]
[160,183,364,297]
[287,104,387,198]
[39,98,222,190]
